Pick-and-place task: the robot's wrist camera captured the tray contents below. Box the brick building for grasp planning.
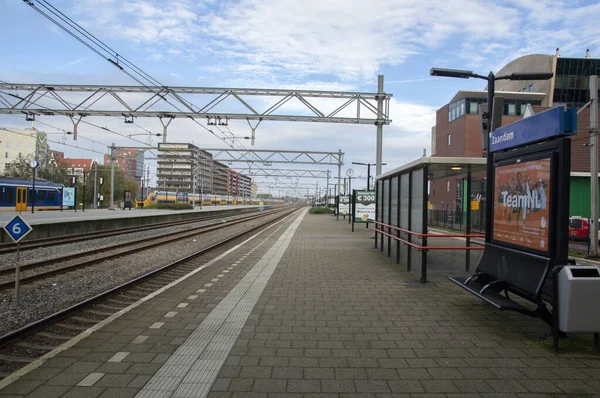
[430,52,600,218]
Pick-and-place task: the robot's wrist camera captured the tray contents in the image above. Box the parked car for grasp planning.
[569,216,590,240]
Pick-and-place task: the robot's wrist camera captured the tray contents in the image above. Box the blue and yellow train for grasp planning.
[0,178,64,212]
[139,191,280,207]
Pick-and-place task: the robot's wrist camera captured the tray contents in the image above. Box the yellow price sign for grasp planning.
[471,200,480,210]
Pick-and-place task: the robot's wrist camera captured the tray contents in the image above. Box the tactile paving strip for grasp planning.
[135,209,306,398]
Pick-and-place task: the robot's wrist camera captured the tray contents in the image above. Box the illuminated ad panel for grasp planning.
[493,158,551,253]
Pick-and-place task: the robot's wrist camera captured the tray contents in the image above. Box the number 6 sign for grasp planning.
[3,214,33,243]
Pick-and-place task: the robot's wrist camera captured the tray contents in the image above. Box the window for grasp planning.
[48,191,56,201]
[447,133,451,146]
[38,191,46,201]
[528,84,533,92]
[507,104,516,116]
[469,102,478,114]
[5,188,14,204]
[446,180,451,192]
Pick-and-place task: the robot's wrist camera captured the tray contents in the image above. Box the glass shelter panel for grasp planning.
[382,179,390,255]
[400,173,410,266]
[390,176,399,260]
[410,169,424,270]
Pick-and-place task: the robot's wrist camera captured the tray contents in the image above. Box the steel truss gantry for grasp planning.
[231,168,330,179]
[0,82,392,141]
[0,78,390,192]
[208,148,343,188]
[206,148,343,166]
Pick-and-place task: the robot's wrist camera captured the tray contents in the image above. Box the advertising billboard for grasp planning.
[493,157,551,253]
[354,190,376,223]
[338,195,351,215]
[62,187,75,207]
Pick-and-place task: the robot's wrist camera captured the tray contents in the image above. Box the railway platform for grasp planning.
[0,206,261,243]
[2,209,600,397]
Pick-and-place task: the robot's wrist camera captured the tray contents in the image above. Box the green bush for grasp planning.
[309,207,333,214]
[146,203,193,210]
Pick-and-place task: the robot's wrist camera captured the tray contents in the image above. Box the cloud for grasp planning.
[55,57,88,70]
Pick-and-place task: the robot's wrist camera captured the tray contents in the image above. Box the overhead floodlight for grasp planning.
[430,68,474,79]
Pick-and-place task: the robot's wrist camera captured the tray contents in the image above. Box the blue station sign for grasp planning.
[489,106,577,153]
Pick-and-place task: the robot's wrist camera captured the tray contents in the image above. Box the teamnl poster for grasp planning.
[493,158,550,253]
[338,195,351,216]
[354,190,376,223]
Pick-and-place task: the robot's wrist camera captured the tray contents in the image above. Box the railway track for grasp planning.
[0,208,283,289]
[0,206,302,379]
[0,207,259,255]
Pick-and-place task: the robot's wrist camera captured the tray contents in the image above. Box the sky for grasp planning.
[1,0,599,196]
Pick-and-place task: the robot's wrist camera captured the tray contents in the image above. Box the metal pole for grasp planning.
[376,75,384,177]
[348,176,352,224]
[466,167,472,271]
[31,166,35,214]
[82,171,86,212]
[485,72,495,243]
[93,162,98,209]
[110,143,115,209]
[367,164,371,190]
[326,170,330,207]
[15,242,21,306]
[590,76,598,256]
[421,165,428,283]
[73,176,77,213]
[337,149,342,197]
[192,157,196,208]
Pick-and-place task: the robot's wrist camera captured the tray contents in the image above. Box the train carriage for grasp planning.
[0,178,64,212]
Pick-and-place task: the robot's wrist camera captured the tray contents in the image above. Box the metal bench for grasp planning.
[449,243,556,326]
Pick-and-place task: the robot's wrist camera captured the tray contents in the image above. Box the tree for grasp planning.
[2,155,69,183]
[80,165,139,208]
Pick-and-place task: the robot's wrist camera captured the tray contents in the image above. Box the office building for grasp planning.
[0,128,43,173]
[104,149,144,182]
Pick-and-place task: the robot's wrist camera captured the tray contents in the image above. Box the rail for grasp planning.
[372,220,484,282]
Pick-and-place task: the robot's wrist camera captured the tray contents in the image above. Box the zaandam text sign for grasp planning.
[489,106,576,153]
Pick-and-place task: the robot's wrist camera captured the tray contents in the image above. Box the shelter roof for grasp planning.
[376,157,487,181]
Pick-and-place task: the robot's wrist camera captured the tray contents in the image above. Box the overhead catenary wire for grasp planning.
[0,90,158,155]
[0,126,106,155]
[24,0,249,150]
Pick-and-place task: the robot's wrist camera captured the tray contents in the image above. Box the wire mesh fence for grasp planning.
[428,207,486,233]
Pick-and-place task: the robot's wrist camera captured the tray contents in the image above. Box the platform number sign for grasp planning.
[3,215,33,243]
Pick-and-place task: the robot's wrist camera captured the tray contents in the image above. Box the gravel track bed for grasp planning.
[0,211,259,271]
[0,210,289,335]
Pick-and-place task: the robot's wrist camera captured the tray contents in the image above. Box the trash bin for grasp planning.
[557,265,600,332]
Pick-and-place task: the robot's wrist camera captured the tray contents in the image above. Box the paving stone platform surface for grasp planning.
[2,210,600,397]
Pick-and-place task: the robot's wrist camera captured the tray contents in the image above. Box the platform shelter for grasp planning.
[373,156,486,282]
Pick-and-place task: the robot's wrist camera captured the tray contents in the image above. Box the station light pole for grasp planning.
[430,67,554,242]
[352,162,386,190]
